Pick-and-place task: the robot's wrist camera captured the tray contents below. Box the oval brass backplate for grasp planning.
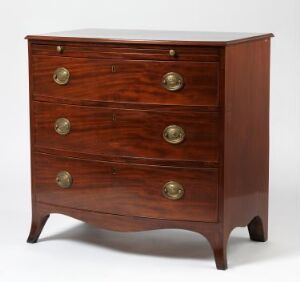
[53,67,70,85]
[54,118,71,135]
[56,171,73,188]
[161,72,184,91]
[162,181,184,200]
[163,125,185,144]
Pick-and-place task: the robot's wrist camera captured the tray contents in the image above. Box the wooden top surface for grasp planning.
[26,28,273,46]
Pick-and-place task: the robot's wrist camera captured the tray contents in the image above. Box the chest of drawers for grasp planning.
[26,29,273,269]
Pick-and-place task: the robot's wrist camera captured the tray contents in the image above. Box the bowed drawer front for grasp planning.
[32,55,219,106]
[33,101,220,162]
[34,153,219,222]
[27,29,272,270]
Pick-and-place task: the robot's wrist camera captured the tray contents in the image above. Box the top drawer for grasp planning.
[31,55,219,107]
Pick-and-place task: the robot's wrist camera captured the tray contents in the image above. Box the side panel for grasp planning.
[223,39,270,235]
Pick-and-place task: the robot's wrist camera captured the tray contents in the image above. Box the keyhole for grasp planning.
[111,65,116,73]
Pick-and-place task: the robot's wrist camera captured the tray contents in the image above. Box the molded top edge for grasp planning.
[25,28,274,46]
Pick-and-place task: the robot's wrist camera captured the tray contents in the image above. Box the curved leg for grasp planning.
[248,215,268,242]
[27,209,50,243]
[206,233,228,270]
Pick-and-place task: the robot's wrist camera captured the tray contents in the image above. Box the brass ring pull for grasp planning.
[53,67,70,85]
[163,125,185,144]
[162,181,184,200]
[162,72,184,91]
[54,118,71,135]
[56,171,73,188]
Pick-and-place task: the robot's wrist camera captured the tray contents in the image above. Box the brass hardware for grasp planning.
[54,118,71,135]
[111,65,116,72]
[56,171,73,188]
[53,67,70,85]
[163,125,185,144]
[162,181,184,200]
[169,49,176,57]
[56,46,64,53]
[162,72,184,91]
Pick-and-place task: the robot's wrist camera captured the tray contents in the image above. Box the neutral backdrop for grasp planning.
[0,0,299,281]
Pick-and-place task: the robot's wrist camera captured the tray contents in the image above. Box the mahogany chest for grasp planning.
[26,29,273,269]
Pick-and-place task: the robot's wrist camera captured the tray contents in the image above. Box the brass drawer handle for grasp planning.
[56,171,73,188]
[162,72,184,91]
[163,181,184,200]
[53,67,70,85]
[163,125,185,144]
[54,118,71,135]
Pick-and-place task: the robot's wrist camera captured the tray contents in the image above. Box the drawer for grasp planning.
[31,43,220,62]
[33,102,220,163]
[32,55,219,107]
[34,153,219,222]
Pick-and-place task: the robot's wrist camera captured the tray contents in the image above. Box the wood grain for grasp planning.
[32,55,219,106]
[34,152,219,222]
[222,38,270,241]
[26,31,273,269]
[33,101,220,163]
[31,43,220,62]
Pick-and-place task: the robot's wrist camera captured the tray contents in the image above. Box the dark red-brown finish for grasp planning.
[223,39,271,242]
[32,55,219,106]
[34,152,219,222]
[26,28,273,46]
[33,101,219,162]
[26,29,273,270]
[31,43,220,62]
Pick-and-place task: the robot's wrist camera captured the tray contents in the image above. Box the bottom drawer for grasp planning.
[33,153,219,222]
